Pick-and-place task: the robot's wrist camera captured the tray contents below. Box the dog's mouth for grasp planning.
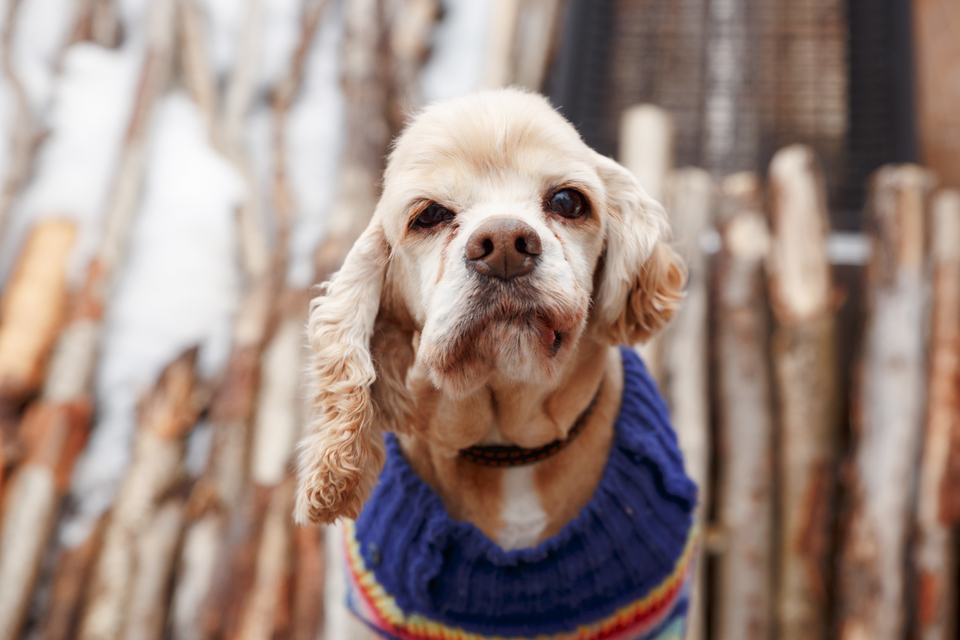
[537,316,564,356]
[417,276,588,394]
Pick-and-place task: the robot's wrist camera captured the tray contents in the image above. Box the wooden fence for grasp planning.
[0,1,957,640]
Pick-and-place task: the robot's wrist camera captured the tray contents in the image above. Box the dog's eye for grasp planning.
[414,203,456,229]
[547,189,586,219]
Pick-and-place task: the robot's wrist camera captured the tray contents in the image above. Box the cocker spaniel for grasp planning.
[295,89,697,640]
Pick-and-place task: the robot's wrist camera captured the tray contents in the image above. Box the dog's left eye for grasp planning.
[414,203,456,229]
[547,189,586,219]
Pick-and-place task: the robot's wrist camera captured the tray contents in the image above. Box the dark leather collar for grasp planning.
[457,381,602,467]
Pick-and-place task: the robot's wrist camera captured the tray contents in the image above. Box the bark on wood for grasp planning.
[78,349,199,640]
[201,298,305,639]
[68,0,122,48]
[251,305,306,487]
[0,400,92,640]
[659,168,714,640]
[912,188,960,640]
[220,0,270,281]
[41,518,105,640]
[485,0,563,91]
[837,165,935,640]
[171,515,222,640]
[0,220,76,405]
[618,104,675,383]
[122,499,186,640]
[767,145,839,640]
[387,0,440,128]
[170,5,323,630]
[270,0,333,272]
[177,0,218,127]
[314,0,391,280]
[291,524,325,640]
[200,485,272,639]
[231,478,296,640]
[713,172,774,640]
[0,3,175,633]
[913,0,960,187]
[0,0,42,246]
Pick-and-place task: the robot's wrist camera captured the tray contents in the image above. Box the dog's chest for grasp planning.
[496,466,548,549]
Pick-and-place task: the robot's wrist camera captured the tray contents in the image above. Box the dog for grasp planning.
[295,89,698,640]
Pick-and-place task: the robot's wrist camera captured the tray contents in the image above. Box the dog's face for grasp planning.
[378,94,610,395]
[295,90,685,525]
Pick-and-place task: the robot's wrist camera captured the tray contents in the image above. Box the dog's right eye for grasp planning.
[413,203,456,229]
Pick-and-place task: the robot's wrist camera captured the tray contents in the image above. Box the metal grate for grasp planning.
[546,0,916,231]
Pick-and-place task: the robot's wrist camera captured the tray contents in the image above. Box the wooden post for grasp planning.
[485,0,563,91]
[659,167,714,640]
[78,349,200,640]
[619,104,675,382]
[837,165,935,640]
[388,0,440,126]
[713,172,774,640]
[913,0,960,187]
[199,303,306,639]
[913,188,960,640]
[0,1,175,636]
[123,498,187,640]
[0,0,42,245]
[0,221,76,406]
[767,145,839,640]
[314,0,391,280]
[291,524,325,640]
[41,518,105,640]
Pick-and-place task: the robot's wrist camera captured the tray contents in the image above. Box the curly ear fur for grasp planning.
[593,154,687,344]
[294,223,412,525]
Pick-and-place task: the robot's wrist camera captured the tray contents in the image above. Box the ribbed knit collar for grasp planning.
[352,347,698,637]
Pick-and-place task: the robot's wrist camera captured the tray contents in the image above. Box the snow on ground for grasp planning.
[11,0,76,121]
[65,93,243,541]
[0,43,141,288]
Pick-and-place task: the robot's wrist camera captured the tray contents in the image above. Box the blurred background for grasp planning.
[0,1,957,639]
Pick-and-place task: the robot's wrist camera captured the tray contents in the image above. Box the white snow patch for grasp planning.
[68,93,243,530]
[11,0,76,120]
[420,0,492,103]
[0,44,141,288]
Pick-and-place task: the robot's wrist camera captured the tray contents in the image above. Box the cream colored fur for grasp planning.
[294,88,684,533]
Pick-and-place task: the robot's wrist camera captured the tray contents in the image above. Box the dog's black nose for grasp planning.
[465,218,542,280]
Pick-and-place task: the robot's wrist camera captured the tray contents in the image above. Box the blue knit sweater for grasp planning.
[345,347,698,639]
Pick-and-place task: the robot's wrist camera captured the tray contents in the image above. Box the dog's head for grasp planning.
[295,89,685,524]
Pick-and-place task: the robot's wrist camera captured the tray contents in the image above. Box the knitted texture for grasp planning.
[347,347,698,639]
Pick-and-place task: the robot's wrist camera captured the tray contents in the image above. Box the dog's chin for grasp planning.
[418,312,585,399]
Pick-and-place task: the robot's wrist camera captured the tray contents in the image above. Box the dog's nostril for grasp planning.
[465,218,541,280]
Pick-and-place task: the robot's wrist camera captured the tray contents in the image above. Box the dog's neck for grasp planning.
[399,338,624,550]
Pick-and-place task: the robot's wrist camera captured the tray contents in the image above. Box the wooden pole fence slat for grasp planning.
[913,188,960,640]
[837,164,936,640]
[767,145,840,640]
[713,172,775,640]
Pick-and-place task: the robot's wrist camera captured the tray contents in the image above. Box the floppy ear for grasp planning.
[294,221,412,525]
[593,154,687,344]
